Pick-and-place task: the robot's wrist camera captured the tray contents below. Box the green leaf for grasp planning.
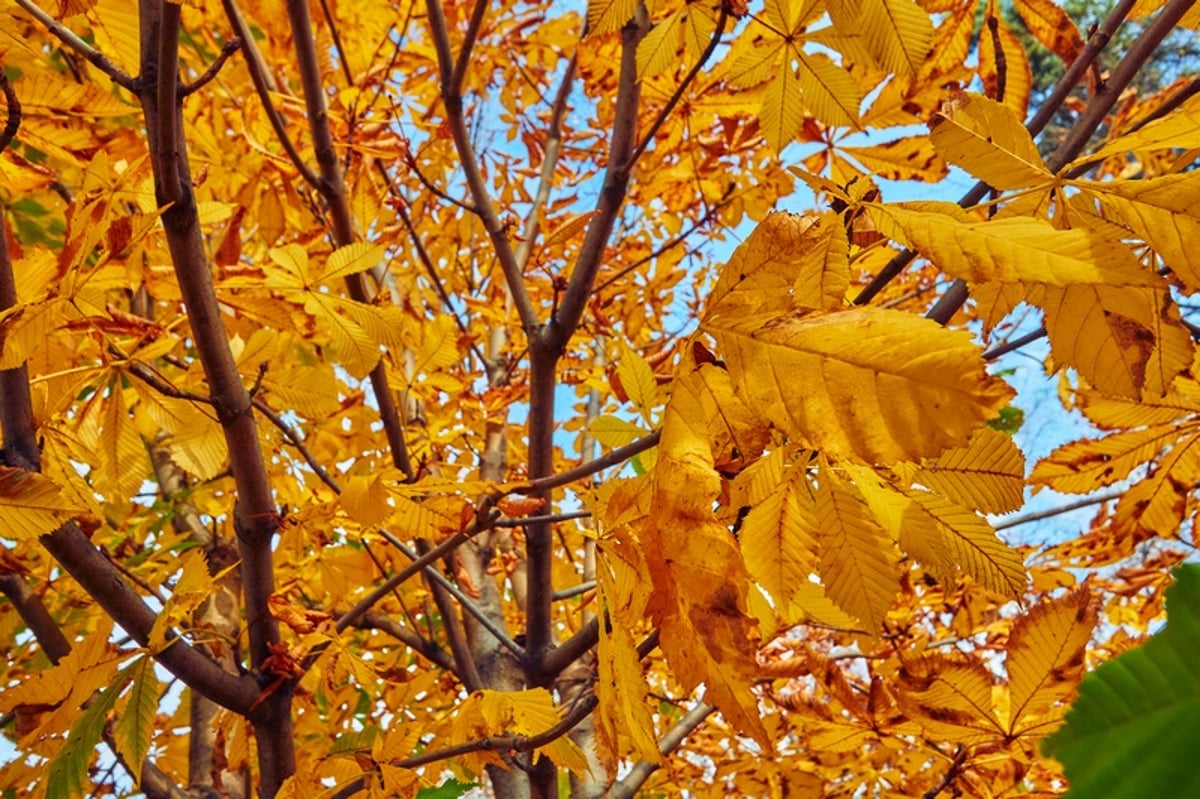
[113,656,156,776]
[1043,564,1200,798]
[416,778,480,799]
[46,663,135,799]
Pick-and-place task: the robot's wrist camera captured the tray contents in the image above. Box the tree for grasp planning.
[0,0,1198,796]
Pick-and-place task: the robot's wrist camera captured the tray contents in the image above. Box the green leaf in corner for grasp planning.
[113,656,157,776]
[1042,564,1200,798]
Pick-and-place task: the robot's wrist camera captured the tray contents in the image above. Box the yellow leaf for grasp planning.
[760,60,805,151]
[814,469,899,632]
[1032,424,1180,494]
[0,618,117,713]
[1113,436,1200,536]
[0,467,83,541]
[869,204,1158,288]
[304,292,383,378]
[1074,92,1200,167]
[86,0,140,76]
[1012,0,1084,64]
[929,92,1050,190]
[906,427,1025,514]
[1077,173,1200,292]
[707,211,835,317]
[1006,589,1096,737]
[842,135,949,183]
[1035,285,1193,400]
[587,0,638,34]
[321,241,384,283]
[786,581,863,630]
[707,307,1012,463]
[896,655,1004,744]
[616,340,660,424]
[637,6,684,78]
[97,384,147,504]
[828,0,933,75]
[149,550,222,652]
[341,471,400,527]
[596,579,661,765]
[740,471,819,605]
[133,388,227,481]
[587,415,651,448]
[797,52,861,128]
[904,489,1026,597]
[643,355,769,747]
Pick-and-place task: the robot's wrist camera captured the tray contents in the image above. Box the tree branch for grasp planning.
[181,35,241,97]
[604,703,717,798]
[220,0,323,190]
[137,2,295,791]
[550,11,647,350]
[925,0,1194,324]
[0,68,19,155]
[513,53,578,270]
[853,0,1140,307]
[0,573,71,663]
[450,0,489,98]
[423,0,539,332]
[516,429,661,494]
[285,0,415,482]
[12,0,137,91]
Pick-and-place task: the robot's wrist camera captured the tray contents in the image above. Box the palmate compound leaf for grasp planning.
[642,352,771,747]
[1006,588,1096,738]
[847,465,1026,597]
[705,306,1013,464]
[1043,565,1200,799]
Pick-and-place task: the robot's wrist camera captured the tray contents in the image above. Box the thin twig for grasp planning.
[373,158,487,366]
[180,36,242,97]
[494,510,591,528]
[517,429,662,494]
[995,491,1124,530]
[513,53,578,270]
[0,69,20,154]
[13,0,137,91]
[423,0,539,331]
[604,703,717,799]
[553,581,596,601]
[377,529,524,658]
[404,146,478,213]
[922,746,968,799]
[221,0,323,190]
[983,326,1047,361]
[594,183,736,294]
[627,5,729,168]
[450,0,489,97]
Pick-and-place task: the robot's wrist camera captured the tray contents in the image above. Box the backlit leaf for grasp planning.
[707,307,1012,463]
